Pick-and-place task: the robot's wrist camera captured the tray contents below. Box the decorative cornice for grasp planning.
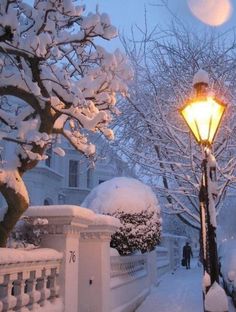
[80,231,112,242]
[43,224,82,235]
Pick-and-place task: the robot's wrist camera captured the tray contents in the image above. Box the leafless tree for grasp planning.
[114,18,236,230]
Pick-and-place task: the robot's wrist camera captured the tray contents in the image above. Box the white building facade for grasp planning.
[24,142,133,206]
[0,134,134,209]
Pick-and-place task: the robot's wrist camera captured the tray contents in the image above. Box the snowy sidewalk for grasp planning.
[136,260,236,312]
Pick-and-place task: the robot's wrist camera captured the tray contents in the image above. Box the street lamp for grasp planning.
[180,69,226,288]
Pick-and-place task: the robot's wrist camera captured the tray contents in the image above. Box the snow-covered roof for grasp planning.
[81,177,160,214]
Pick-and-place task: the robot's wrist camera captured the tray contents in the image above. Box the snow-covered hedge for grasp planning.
[82,177,162,255]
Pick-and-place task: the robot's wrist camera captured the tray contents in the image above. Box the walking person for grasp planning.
[183,242,193,269]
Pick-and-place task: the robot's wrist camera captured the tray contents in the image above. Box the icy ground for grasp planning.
[136,260,236,312]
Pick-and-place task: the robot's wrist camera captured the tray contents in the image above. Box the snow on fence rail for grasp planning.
[0,248,63,312]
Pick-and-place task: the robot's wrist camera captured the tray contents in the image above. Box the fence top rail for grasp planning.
[111,253,147,264]
[0,248,63,265]
[156,246,168,252]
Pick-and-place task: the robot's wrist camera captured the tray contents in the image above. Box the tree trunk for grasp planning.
[0,184,29,247]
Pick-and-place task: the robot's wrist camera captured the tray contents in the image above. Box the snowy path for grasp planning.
[136,261,236,312]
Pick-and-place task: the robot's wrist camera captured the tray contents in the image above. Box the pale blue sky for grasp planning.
[82,0,236,50]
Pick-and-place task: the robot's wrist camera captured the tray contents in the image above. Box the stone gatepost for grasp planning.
[26,205,95,312]
[78,214,120,312]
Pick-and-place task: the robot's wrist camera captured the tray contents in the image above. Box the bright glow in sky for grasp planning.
[188,0,233,26]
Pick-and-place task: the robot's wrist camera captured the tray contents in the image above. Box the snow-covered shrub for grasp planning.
[8,217,48,248]
[109,210,161,255]
[82,177,162,255]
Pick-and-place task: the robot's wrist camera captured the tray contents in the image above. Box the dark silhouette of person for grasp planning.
[183,242,193,269]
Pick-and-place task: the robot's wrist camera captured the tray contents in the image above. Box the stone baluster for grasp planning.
[32,271,42,310]
[37,268,48,307]
[1,274,17,312]
[47,267,58,300]
[13,272,29,311]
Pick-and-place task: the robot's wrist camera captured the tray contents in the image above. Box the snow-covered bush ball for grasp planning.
[82,177,162,255]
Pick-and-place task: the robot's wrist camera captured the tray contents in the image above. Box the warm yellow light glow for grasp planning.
[180,97,226,145]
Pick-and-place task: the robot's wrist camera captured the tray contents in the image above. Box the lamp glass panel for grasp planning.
[208,99,225,143]
[181,104,201,142]
[181,97,225,144]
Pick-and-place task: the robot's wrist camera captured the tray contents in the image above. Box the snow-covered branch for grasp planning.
[113,20,236,229]
[0,0,132,246]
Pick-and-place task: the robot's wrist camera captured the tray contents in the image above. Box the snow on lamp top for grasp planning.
[81,177,160,215]
[192,69,210,86]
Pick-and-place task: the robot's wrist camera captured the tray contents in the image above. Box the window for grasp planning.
[87,168,93,189]
[69,160,79,187]
[45,147,52,167]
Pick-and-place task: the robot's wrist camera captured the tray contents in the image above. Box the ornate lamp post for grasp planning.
[179,69,226,288]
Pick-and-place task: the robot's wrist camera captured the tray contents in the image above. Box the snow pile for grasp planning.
[82,177,162,255]
[204,282,228,312]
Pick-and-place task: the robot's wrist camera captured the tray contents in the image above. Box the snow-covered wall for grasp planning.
[0,205,188,312]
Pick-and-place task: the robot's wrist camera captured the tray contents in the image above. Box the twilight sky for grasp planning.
[82,0,236,49]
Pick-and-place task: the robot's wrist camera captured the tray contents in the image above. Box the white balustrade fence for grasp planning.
[0,248,62,312]
[0,205,189,312]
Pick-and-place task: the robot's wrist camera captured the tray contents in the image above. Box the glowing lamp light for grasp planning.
[180,96,226,146]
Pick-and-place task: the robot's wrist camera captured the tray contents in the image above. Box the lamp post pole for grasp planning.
[199,148,219,287]
[179,69,228,310]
